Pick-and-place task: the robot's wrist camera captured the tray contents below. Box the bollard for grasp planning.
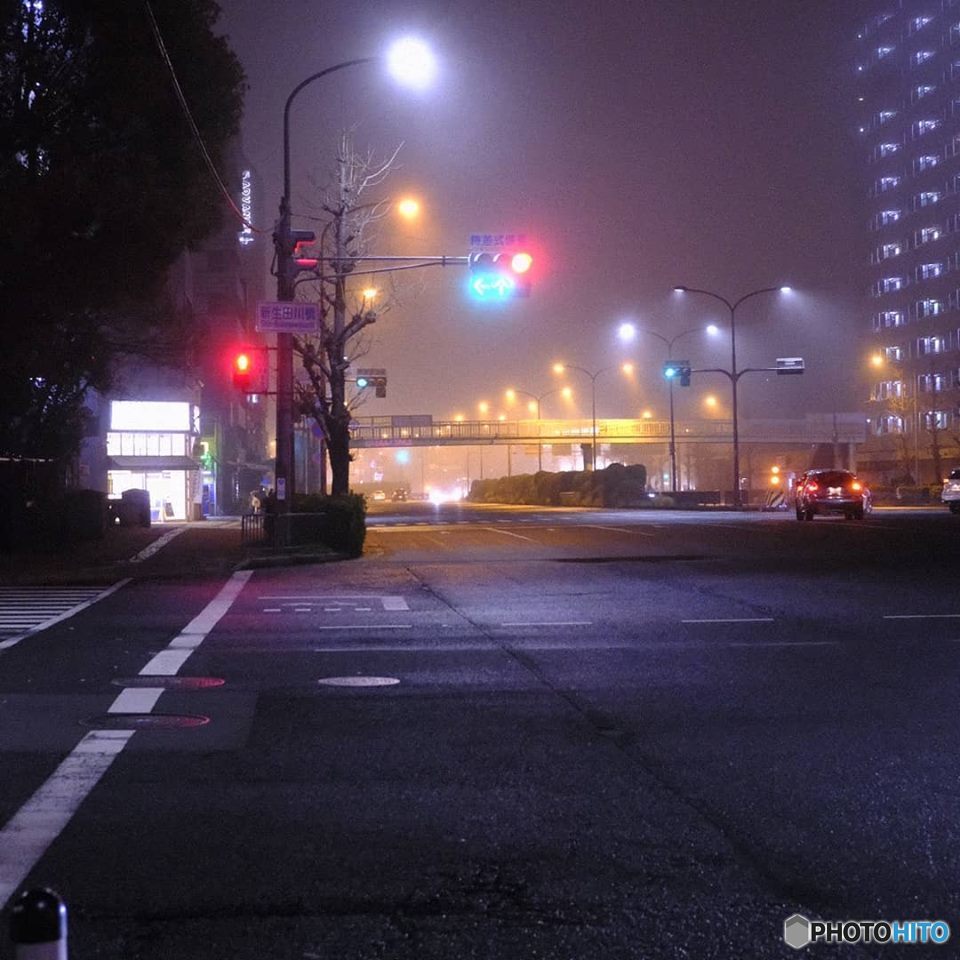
[9,888,67,960]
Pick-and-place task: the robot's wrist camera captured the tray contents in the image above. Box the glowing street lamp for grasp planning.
[274,36,437,519]
[552,362,631,470]
[673,285,792,507]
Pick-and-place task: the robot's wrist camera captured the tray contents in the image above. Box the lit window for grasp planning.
[919,191,941,206]
[877,414,904,435]
[916,154,940,171]
[919,226,941,243]
[878,110,898,124]
[878,142,900,156]
[879,176,900,191]
[913,50,935,65]
[919,373,948,393]
[911,16,933,32]
[876,380,904,399]
[877,45,895,58]
[914,118,941,136]
[881,209,902,225]
[882,277,904,292]
[879,310,904,327]
[914,84,936,99]
[885,345,904,361]
[918,335,947,354]
[882,243,902,258]
[923,410,951,429]
[918,294,943,311]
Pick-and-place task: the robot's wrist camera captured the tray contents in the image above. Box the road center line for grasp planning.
[483,526,537,542]
[500,621,593,627]
[883,614,960,620]
[582,524,655,538]
[682,618,775,624]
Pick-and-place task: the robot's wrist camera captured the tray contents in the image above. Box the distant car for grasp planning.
[391,489,408,502]
[371,490,387,501]
[943,467,960,514]
[795,469,871,521]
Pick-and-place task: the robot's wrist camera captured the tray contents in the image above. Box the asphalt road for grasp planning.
[1,504,959,959]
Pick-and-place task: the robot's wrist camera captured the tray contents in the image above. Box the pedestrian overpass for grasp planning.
[350,414,866,450]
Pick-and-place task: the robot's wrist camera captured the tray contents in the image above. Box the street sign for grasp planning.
[776,357,805,375]
[256,302,320,333]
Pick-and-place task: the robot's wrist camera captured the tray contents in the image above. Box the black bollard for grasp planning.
[9,888,67,960]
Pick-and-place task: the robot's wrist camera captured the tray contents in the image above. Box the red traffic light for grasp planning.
[232,350,260,392]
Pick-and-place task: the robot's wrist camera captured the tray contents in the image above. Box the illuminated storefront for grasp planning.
[105,401,201,522]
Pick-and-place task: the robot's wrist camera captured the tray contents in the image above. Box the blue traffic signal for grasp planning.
[663,360,691,386]
[468,251,533,301]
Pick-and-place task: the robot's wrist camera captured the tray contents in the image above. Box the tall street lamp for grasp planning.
[553,363,630,470]
[673,285,791,508]
[274,38,436,520]
[505,385,572,471]
[618,322,705,493]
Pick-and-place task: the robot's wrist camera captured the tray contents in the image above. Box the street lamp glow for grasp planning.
[706,324,720,336]
[617,322,637,342]
[561,386,573,400]
[362,287,378,300]
[622,362,634,376]
[527,400,537,414]
[552,362,565,375]
[870,353,885,367]
[478,401,489,415]
[704,394,718,408]
[641,409,653,419]
[396,197,420,219]
[386,37,436,91]
[504,389,517,402]
[779,286,792,293]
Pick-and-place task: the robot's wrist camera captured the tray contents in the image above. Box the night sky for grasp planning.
[217,0,870,424]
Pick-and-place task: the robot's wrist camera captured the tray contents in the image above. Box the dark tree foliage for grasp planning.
[0,0,245,460]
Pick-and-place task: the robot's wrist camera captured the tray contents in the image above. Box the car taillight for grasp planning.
[851,481,862,492]
[805,481,819,493]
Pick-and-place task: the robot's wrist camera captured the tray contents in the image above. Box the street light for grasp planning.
[673,285,791,508]
[552,362,629,470]
[618,321,707,493]
[504,385,573,471]
[274,38,435,520]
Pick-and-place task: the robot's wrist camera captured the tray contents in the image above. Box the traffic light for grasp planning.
[233,351,253,391]
[468,250,534,300]
[663,360,691,387]
[231,348,265,393]
[291,229,318,271]
[356,368,387,397]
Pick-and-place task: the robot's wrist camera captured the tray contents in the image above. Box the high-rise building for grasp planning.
[857,1,960,484]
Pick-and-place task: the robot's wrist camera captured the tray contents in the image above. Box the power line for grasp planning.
[143,0,267,235]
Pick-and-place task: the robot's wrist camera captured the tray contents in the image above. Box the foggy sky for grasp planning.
[216,0,869,424]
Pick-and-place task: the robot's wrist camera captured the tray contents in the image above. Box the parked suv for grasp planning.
[795,469,871,521]
[943,468,960,514]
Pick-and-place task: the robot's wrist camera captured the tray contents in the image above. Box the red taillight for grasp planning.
[805,481,819,493]
[851,481,862,492]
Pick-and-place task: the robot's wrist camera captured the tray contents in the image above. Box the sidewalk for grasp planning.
[0,520,249,586]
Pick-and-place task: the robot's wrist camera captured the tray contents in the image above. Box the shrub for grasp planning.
[290,492,366,557]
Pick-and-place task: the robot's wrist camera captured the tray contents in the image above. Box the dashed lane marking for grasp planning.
[681,617,775,624]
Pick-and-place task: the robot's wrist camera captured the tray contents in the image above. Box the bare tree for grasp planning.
[293,133,403,496]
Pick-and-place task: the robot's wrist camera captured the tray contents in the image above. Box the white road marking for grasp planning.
[682,617,775,624]
[582,524,655,538]
[0,571,253,909]
[0,580,130,652]
[500,621,593,627]
[258,595,410,611]
[0,730,133,907]
[727,641,839,648]
[883,614,960,620]
[483,526,536,542]
[140,571,251,675]
[128,527,186,563]
[109,687,164,713]
[310,624,413,631]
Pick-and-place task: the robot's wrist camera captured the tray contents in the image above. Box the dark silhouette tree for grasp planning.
[0,0,245,463]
